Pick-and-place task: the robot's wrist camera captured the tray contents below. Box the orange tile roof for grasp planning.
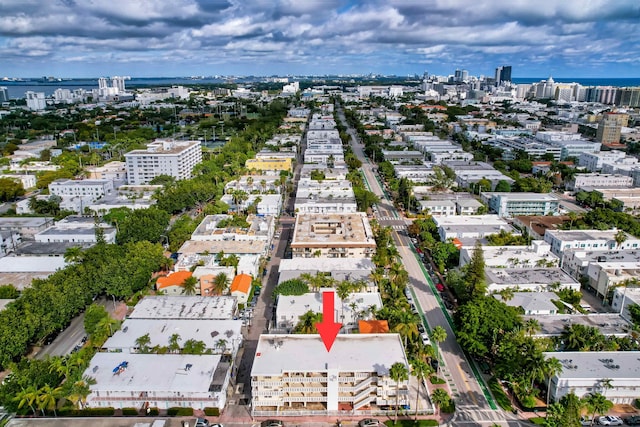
[230,274,252,294]
[358,320,389,334]
[156,271,192,289]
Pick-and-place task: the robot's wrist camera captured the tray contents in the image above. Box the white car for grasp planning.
[598,415,623,426]
[421,333,431,345]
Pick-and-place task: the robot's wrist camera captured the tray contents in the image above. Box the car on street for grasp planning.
[261,420,284,427]
[195,418,210,427]
[358,419,382,427]
[435,283,445,292]
[580,416,593,426]
[625,416,640,425]
[599,415,623,426]
[421,333,431,345]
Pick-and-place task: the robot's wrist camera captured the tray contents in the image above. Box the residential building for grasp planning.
[456,198,484,215]
[484,267,580,293]
[102,318,242,355]
[245,158,292,172]
[34,216,116,244]
[25,91,46,111]
[274,290,382,333]
[493,292,559,315]
[382,150,424,163]
[83,353,230,410]
[459,240,558,269]
[191,215,274,243]
[250,334,409,415]
[277,258,375,288]
[585,260,640,300]
[49,178,114,199]
[124,139,202,185]
[393,165,434,183]
[544,229,640,257]
[418,199,456,216]
[290,213,376,259]
[0,174,36,190]
[230,273,252,305]
[156,271,193,295]
[529,314,631,338]
[0,217,54,239]
[481,192,560,217]
[596,112,628,147]
[579,150,627,172]
[513,215,570,240]
[129,295,237,320]
[561,247,640,279]
[433,215,517,242]
[221,193,282,216]
[611,287,640,323]
[358,320,389,334]
[0,255,67,290]
[569,174,633,192]
[86,161,128,181]
[544,351,640,404]
[295,179,357,214]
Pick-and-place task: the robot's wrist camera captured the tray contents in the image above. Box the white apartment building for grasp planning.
[295,179,357,214]
[125,139,202,185]
[394,165,434,183]
[277,257,375,286]
[579,150,627,172]
[274,290,382,332]
[251,334,409,415]
[544,229,640,257]
[545,352,640,404]
[86,161,127,181]
[485,267,580,293]
[84,353,230,410]
[611,287,640,323]
[25,91,46,111]
[129,295,238,320]
[460,240,558,269]
[569,174,633,192]
[49,178,114,199]
[418,199,456,215]
[433,215,517,242]
[190,214,274,243]
[290,213,376,259]
[34,216,116,244]
[481,192,560,217]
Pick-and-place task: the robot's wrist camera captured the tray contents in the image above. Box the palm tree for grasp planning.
[584,392,613,426]
[212,273,229,295]
[336,282,353,325]
[67,376,96,409]
[389,362,409,422]
[135,333,152,353]
[168,333,181,354]
[498,287,515,302]
[615,230,627,249]
[524,318,541,336]
[14,385,39,415]
[260,179,267,193]
[215,339,228,354]
[293,310,323,334]
[410,359,433,420]
[49,355,72,381]
[37,384,62,416]
[431,388,450,417]
[63,246,84,264]
[431,326,447,367]
[92,315,118,346]
[544,357,563,405]
[181,275,198,296]
[231,189,249,213]
[599,378,613,398]
[392,310,419,346]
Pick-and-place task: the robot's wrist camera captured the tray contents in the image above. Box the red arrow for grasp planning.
[315,291,342,352]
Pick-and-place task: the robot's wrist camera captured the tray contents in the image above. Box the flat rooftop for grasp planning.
[542,351,640,379]
[291,213,375,248]
[84,352,221,393]
[486,268,578,286]
[191,214,273,239]
[278,257,374,272]
[251,333,407,376]
[14,241,92,255]
[125,140,200,156]
[129,296,237,320]
[434,215,510,227]
[527,314,632,338]
[484,192,559,201]
[565,248,640,264]
[495,292,559,313]
[0,256,66,272]
[178,239,267,255]
[0,217,52,228]
[104,319,242,350]
[545,229,634,241]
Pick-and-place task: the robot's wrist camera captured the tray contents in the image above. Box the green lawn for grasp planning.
[488,377,514,411]
[384,420,439,427]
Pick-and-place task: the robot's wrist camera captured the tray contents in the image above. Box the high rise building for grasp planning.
[0,87,8,102]
[596,112,628,147]
[495,65,512,85]
[124,139,203,185]
[25,91,46,111]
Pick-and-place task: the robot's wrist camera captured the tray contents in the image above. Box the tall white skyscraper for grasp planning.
[25,91,46,110]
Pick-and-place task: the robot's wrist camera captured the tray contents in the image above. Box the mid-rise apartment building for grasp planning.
[124,140,202,185]
[481,192,560,217]
[251,334,409,415]
[290,213,376,258]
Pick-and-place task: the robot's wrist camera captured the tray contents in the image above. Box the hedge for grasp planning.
[167,407,194,416]
[57,407,115,417]
[148,407,159,416]
[121,407,140,416]
[204,407,220,416]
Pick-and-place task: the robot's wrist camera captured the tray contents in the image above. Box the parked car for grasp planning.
[358,419,382,427]
[435,283,445,292]
[580,416,593,426]
[195,418,210,427]
[599,415,624,426]
[421,333,431,345]
[625,416,640,425]
[260,420,284,427]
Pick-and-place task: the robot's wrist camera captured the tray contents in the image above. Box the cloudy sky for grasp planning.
[1,0,640,78]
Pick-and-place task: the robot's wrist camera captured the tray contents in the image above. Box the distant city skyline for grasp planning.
[1,0,640,78]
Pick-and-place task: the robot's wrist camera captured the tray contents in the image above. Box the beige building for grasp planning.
[290,213,376,258]
[596,112,628,147]
[251,334,409,416]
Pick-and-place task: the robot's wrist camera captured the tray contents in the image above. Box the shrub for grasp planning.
[488,377,513,411]
[429,375,446,384]
[204,407,220,416]
[167,407,193,416]
[121,407,139,416]
[441,399,456,414]
[57,407,115,417]
[148,407,159,416]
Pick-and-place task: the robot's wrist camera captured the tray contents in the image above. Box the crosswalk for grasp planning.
[377,216,401,221]
[390,224,407,230]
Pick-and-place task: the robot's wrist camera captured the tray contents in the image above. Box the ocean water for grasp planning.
[2,76,639,99]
